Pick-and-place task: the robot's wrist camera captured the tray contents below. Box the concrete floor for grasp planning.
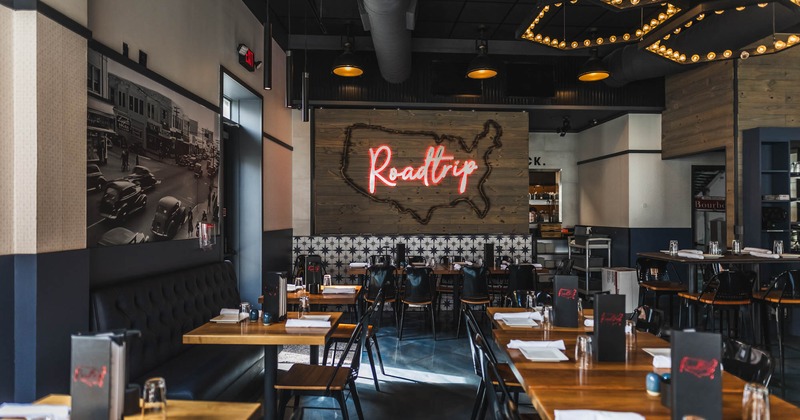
[275,309,800,419]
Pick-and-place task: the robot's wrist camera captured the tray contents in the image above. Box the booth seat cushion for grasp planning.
[90,261,261,400]
[137,344,264,401]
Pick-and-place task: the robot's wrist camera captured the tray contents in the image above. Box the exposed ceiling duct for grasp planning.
[603,3,800,87]
[358,0,416,84]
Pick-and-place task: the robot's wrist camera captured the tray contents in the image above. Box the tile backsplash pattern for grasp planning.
[294,233,530,282]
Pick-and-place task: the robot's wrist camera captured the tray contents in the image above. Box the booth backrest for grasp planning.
[90,261,240,380]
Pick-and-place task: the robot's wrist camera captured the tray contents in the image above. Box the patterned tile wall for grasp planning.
[292,234,532,284]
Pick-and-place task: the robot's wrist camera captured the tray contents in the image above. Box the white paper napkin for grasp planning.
[0,403,71,420]
[322,286,356,294]
[677,251,704,259]
[743,247,772,254]
[653,355,671,368]
[349,262,368,268]
[584,319,594,327]
[285,319,331,328]
[532,263,543,269]
[494,312,544,322]
[750,251,780,259]
[678,249,703,254]
[555,409,645,420]
[220,308,240,315]
[507,339,566,350]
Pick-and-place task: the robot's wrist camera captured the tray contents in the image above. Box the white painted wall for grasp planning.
[292,110,312,235]
[42,0,87,27]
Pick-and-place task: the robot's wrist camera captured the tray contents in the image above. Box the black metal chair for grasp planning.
[473,333,522,420]
[554,257,574,275]
[276,303,371,420]
[722,337,773,387]
[636,257,685,326]
[504,264,535,307]
[436,255,463,316]
[398,267,437,340]
[629,305,666,338]
[323,289,386,391]
[684,270,755,337]
[364,264,398,327]
[463,307,522,420]
[754,270,799,395]
[456,265,491,338]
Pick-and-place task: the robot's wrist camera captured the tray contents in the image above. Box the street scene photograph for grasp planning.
[86,49,220,247]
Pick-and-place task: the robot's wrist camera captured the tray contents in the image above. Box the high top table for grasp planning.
[183,312,342,420]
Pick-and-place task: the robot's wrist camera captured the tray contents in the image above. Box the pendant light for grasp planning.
[332,23,363,77]
[578,48,610,82]
[466,26,498,79]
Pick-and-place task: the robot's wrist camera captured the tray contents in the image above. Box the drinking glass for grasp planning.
[669,240,679,256]
[323,274,332,287]
[625,319,637,350]
[709,241,719,255]
[575,335,593,369]
[294,276,304,288]
[742,382,770,420]
[141,377,167,419]
[732,239,742,255]
[773,240,784,256]
[298,295,310,317]
[542,305,553,328]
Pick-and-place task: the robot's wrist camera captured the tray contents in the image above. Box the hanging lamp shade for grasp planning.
[578,51,610,82]
[466,50,498,79]
[332,42,363,77]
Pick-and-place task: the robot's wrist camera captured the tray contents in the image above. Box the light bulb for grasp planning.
[756,45,767,54]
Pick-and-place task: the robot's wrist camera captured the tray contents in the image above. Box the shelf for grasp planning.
[762,169,790,174]
[763,229,790,233]
[573,266,606,273]
[529,199,558,205]
[762,200,792,203]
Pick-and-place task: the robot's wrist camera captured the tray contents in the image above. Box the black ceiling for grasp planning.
[241,0,679,131]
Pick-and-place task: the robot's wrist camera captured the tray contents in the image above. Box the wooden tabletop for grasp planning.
[35,394,260,420]
[346,264,544,276]
[638,251,798,265]
[182,312,342,346]
[257,286,362,306]
[487,307,595,332]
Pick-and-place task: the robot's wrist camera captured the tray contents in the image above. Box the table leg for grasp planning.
[687,265,697,326]
[310,345,319,365]
[263,345,277,420]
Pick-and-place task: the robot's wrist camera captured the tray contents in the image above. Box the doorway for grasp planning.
[691,165,726,249]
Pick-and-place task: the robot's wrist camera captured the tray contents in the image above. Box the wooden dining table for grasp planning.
[35,394,261,419]
[182,312,342,420]
[488,307,800,419]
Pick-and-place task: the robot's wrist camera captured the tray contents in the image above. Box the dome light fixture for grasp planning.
[578,49,610,82]
[467,26,498,79]
[332,24,363,77]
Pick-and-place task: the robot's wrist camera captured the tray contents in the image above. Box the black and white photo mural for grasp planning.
[86,48,220,247]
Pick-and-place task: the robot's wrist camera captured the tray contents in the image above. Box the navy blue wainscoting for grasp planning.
[263,228,293,275]
[0,254,14,402]
[592,226,692,280]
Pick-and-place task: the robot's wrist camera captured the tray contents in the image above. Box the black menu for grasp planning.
[670,331,722,420]
[553,275,579,327]
[593,294,626,362]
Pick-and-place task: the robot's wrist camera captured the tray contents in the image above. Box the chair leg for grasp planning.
[777,305,786,398]
[398,302,406,340]
[334,391,351,420]
[348,379,365,420]
[431,303,437,341]
[291,394,301,420]
[323,341,332,366]
[371,334,386,375]
[456,303,464,339]
[278,390,290,420]
[365,339,380,392]
[470,381,486,420]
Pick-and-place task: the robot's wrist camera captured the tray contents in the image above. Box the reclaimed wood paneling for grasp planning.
[738,47,800,133]
[313,109,529,234]
[662,61,734,159]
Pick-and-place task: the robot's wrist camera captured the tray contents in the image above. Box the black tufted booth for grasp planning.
[90,261,263,401]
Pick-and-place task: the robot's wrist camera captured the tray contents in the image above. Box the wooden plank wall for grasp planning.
[313,109,529,234]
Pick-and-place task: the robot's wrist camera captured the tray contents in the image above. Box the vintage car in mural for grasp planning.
[87,164,107,192]
[99,180,148,222]
[124,165,160,191]
[193,162,203,178]
[151,196,188,240]
[97,227,149,246]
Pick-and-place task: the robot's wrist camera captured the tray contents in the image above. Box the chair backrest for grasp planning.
[293,254,325,286]
[506,264,534,295]
[474,334,521,420]
[768,270,799,300]
[403,267,435,303]
[635,257,670,283]
[629,305,665,337]
[708,270,755,302]
[461,265,490,299]
[722,337,773,387]
[407,255,425,264]
[328,300,374,389]
[463,307,484,378]
[366,264,396,301]
[554,258,574,276]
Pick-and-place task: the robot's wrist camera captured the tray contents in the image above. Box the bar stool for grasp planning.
[636,257,686,327]
[680,270,755,337]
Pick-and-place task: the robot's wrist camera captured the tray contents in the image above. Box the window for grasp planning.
[222,97,232,120]
[129,96,134,110]
[118,91,127,107]
[87,65,102,94]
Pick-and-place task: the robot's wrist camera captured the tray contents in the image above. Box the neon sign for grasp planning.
[368,145,478,194]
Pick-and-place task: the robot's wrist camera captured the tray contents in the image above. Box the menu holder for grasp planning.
[670,331,722,420]
[592,294,626,362]
[263,271,288,321]
[553,275,579,328]
[70,332,127,420]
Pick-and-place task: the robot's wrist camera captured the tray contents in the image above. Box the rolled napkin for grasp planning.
[322,286,357,294]
[743,247,772,254]
[494,311,544,322]
[653,355,671,368]
[0,404,71,420]
[555,410,645,420]
[677,251,704,259]
[532,263,543,269]
[285,319,331,328]
[750,251,780,259]
[507,339,566,350]
[349,262,369,268]
[286,284,303,292]
[220,308,240,315]
[584,319,594,327]
[678,249,703,254]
